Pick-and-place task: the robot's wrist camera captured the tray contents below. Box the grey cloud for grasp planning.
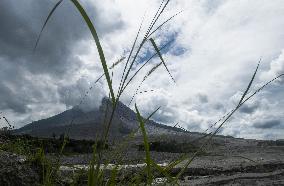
[202,0,224,15]
[152,108,177,124]
[253,119,281,129]
[0,0,123,117]
[239,102,259,114]
[0,60,59,114]
[0,0,123,75]
[58,78,105,112]
[186,121,201,131]
[197,93,208,103]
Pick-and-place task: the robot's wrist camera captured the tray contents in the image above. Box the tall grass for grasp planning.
[33,0,284,185]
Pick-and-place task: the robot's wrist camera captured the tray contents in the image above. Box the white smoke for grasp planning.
[58,78,106,112]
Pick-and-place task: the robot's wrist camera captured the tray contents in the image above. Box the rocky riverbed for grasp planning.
[1,133,284,185]
[56,135,284,185]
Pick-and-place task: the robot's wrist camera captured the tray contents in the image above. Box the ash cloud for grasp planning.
[58,78,106,112]
[253,119,281,129]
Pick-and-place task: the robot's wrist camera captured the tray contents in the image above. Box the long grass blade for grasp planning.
[123,40,175,104]
[121,39,174,94]
[145,0,171,39]
[2,117,12,128]
[117,15,145,98]
[238,59,261,106]
[148,10,183,38]
[34,0,63,52]
[118,1,172,97]
[144,0,165,39]
[70,0,115,105]
[175,72,284,181]
[107,106,161,178]
[88,144,97,186]
[109,56,126,69]
[150,159,175,183]
[128,62,162,106]
[106,165,118,186]
[135,104,153,184]
[150,38,175,83]
[173,122,179,128]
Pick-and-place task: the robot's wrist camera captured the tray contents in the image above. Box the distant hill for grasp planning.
[15,98,187,140]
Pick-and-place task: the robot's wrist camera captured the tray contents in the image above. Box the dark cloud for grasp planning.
[253,119,281,129]
[239,103,259,114]
[0,0,124,115]
[197,93,208,103]
[0,59,58,114]
[0,0,123,75]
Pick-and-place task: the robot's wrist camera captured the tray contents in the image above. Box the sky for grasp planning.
[0,0,284,140]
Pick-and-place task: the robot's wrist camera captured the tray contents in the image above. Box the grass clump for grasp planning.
[137,140,203,154]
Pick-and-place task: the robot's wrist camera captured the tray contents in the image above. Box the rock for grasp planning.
[0,151,40,186]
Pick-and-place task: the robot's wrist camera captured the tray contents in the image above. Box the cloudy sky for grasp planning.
[0,0,284,140]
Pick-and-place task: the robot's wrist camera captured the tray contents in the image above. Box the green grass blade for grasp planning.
[231,155,258,164]
[106,166,119,186]
[164,154,187,172]
[145,0,171,39]
[118,1,172,97]
[175,70,284,181]
[34,0,63,52]
[117,15,145,97]
[148,10,183,38]
[150,159,175,183]
[128,62,162,106]
[128,80,144,106]
[88,144,97,186]
[2,116,12,128]
[109,56,126,69]
[144,0,165,38]
[241,73,284,104]
[70,0,115,105]
[138,67,284,183]
[105,106,161,183]
[150,38,176,83]
[173,122,179,128]
[59,134,68,154]
[238,59,261,106]
[135,104,152,184]
[121,39,174,94]
[145,106,161,122]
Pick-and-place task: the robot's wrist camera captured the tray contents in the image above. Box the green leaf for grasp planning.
[135,104,153,184]
[106,165,119,186]
[150,38,176,83]
[34,0,63,52]
[70,0,115,105]
[238,59,261,106]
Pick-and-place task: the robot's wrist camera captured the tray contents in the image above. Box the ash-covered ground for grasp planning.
[1,133,284,185]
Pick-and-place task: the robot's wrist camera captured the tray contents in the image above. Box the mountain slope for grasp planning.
[15,98,186,140]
